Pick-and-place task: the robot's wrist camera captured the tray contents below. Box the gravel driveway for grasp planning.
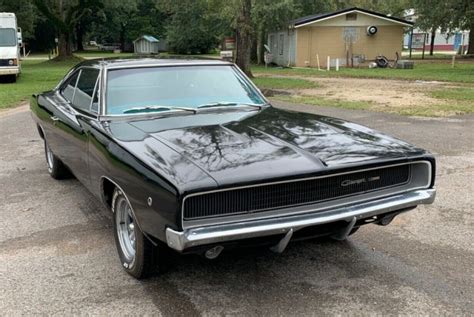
[1,104,473,315]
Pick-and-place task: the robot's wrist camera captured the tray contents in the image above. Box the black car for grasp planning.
[30,58,436,279]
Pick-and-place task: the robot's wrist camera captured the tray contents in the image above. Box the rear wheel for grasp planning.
[112,188,167,279]
[44,140,70,179]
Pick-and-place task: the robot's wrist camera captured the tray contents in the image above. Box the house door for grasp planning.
[454,33,462,51]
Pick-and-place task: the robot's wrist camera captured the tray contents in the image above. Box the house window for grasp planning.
[279,34,284,55]
[269,35,275,51]
[346,13,357,21]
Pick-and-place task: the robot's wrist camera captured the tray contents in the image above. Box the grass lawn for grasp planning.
[430,87,474,101]
[0,59,77,110]
[252,62,474,84]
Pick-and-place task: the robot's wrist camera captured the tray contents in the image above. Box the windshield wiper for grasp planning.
[196,102,266,110]
[123,105,197,114]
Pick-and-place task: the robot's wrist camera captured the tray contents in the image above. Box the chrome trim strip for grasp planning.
[181,161,431,224]
[167,188,436,251]
[105,61,233,70]
[100,64,267,117]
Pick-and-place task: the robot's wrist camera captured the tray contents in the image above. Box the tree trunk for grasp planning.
[468,27,474,55]
[235,0,253,77]
[429,29,436,56]
[58,32,72,58]
[76,23,84,51]
[120,24,126,51]
[256,29,262,65]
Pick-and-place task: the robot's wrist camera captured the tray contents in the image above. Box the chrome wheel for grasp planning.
[115,196,136,262]
[45,143,54,172]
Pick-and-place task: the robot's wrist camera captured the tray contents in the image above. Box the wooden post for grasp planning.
[316,54,320,70]
[422,33,427,60]
[409,28,413,59]
[336,58,339,71]
[327,56,330,71]
[452,55,456,68]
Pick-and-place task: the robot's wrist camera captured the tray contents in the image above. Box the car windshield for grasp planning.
[106,65,266,114]
[0,28,17,46]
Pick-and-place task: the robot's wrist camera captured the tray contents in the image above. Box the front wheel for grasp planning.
[112,188,166,279]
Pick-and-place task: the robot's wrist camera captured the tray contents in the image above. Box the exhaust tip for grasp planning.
[205,246,224,259]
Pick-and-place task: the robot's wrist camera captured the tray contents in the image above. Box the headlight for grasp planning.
[8,59,17,66]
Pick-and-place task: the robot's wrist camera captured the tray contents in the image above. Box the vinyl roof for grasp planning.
[291,7,413,28]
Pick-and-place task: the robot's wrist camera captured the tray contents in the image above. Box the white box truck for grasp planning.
[0,12,21,82]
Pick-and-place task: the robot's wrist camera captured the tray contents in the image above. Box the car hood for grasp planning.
[107,107,427,193]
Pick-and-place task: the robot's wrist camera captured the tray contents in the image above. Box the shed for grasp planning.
[268,7,413,68]
[133,35,160,54]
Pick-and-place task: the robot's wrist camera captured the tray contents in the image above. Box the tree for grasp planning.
[446,0,474,54]
[32,0,100,57]
[411,0,452,55]
[234,0,253,76]
[0,0,38,41]
[163,0,218,54]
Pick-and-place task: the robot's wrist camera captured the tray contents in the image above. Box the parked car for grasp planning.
[98,43,121,51]
[30,58,436,279]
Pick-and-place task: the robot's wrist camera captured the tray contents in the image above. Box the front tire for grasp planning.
[44,140,70,179]
[112,188,164,279]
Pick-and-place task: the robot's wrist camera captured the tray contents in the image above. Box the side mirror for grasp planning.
[17,28,23,46]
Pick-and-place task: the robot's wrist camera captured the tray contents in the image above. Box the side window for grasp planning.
[73,68,100,112]
[61,71,79,102]
[90,78,100,113]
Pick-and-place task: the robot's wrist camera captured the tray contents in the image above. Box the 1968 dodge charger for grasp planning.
[30,58,436,278]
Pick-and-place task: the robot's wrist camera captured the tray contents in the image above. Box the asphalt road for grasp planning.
[1,104,473,315]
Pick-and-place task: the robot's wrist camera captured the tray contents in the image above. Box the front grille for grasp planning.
[0,59,13,66]
[183,164,411,220]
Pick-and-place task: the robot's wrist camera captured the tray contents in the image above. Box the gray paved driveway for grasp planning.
[1,104,473,315]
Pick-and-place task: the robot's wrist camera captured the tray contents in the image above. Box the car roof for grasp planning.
[76,57,233,69]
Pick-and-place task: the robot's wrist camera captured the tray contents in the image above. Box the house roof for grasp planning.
[291,7,414,28]
[133,35,159,43]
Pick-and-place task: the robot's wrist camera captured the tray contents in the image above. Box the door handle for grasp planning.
[50,116,60,122]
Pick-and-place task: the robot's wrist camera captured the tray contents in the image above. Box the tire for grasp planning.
[44,140,70,179]
[112,188,166,279]
[10,75,17,83]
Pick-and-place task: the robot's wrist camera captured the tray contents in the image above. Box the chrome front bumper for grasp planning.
[0,67,20,75]
[165,189,436,251]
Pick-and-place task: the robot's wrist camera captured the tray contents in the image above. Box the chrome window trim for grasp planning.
[105,61,233,70]
[70,66,101,116]
[101,64,269,117]
[181,160,432,228]
[89,67,102,114]
[55,66,102,120]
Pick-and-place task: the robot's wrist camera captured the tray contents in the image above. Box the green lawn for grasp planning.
[252,77,318,90]
[430,87,474,101]
[0,59,77,110]
[252,62,474,84]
